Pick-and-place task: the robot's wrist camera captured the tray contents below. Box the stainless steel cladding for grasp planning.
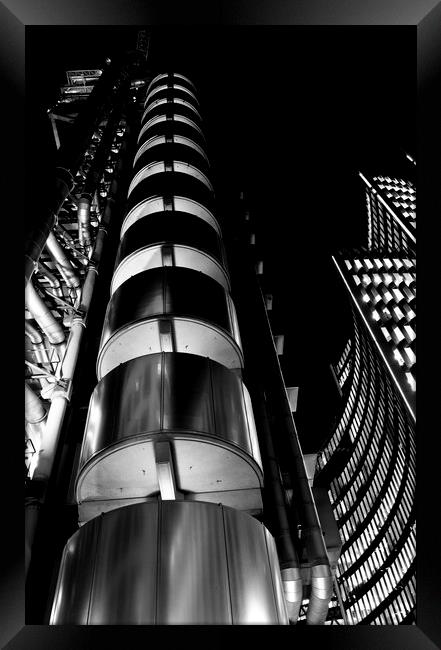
[97,266,243,378]
[121,195,220,238]
[50,501,288,624]
[111,210,229,293]
[49,72,283,627]
[76,352,263,522]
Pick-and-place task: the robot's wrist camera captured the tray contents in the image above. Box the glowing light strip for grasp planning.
[120,196,220,240]
[128,161,213,197]
[137,114,204,143]
[133,135,209,167]
[359,172,415,244]
[141,98,201,123]
[147,73,196,93]
[133,136,166,166]
[144,83,199,106]
[333,256,415,422]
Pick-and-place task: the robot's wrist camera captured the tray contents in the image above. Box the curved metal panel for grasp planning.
[133,142,209,178]
[120,196,220,239]
[142,102,202,129]
[82,353,257,463]
[137,118,207,152]
[126,172,215,219]
[76,353,261,508]
[99,267,232,357]
[157,501,231,624]
[138,113,204,144]
[142,97,201,123]
[51,501,288,625]
[111,245,229,294]
[116,210,223,265]
[128,161,213,197]
[141,86,199,116]
[145,83,199,107]
[133,135,208,167]
[50,515,100,624]
[97,316,243,379]
[223,506,289,624]
[88,502,159,624]
[147,72,197,95]
[112,211,227,293]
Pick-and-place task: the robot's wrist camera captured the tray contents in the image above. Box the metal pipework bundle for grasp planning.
[50,73,289,625]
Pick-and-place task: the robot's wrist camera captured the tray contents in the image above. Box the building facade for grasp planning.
[26,53,335,625]
[315,165,416,624]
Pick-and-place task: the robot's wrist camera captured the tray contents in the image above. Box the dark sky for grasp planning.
[26,26,415,451]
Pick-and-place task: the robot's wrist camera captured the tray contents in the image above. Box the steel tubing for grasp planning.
[25,280,65,345]
[45,232,80,289]
[51,72,289,627]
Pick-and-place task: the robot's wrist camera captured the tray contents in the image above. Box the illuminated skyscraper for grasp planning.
[315,164,416,624]
[361,172,416,256]
[26,49,335,625]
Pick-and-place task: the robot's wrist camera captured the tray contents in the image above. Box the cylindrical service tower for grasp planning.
[50,73,289,624]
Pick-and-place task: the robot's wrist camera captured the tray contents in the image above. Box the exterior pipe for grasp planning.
[36,261,64,297]
[280,385,333,625]
[25,498,41,577]
[253,387,303,623]
[77,107,123,250]
[25,382,46,424]
[45,232,80,289]
[25,280,65,345]
[25,321,51,365]
[32,127,129,483]
[255,281,333,624]
[25,382,47,485]
[24,53,141,287]
[77,196,93,250]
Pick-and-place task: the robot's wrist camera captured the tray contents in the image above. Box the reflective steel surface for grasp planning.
[111,244,229,294]
[51,501,289,624]
[96,315,243,379]
[98,266,240,376]
[101,266,231,345]
[76,352,262,509]
[116,210,223,267]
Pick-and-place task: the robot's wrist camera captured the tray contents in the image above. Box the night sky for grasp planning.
[26,26,415,451]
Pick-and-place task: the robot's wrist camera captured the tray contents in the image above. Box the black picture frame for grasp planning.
[3,1,439,648]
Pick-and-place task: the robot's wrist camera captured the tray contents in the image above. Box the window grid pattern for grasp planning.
[365,176,415,257]
[316,317,415,625]
[334,339,352,389]
[342,255,416,406]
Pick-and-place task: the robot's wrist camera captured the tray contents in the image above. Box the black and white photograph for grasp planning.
[2,1,440,648]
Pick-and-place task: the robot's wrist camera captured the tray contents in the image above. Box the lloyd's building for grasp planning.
[26,43,337,625]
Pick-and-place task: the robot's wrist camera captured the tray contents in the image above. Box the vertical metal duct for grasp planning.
[25,321,50,365]
[51,501,289,624]
[36,262,63,297]
[252,387,303,623]
[230,220,333,624]
[77,106,125,250]
[45,233,80,289]
[50,72,289,626]
[25,382,46,424]
[24,52,143,286]
[25,280,65,345]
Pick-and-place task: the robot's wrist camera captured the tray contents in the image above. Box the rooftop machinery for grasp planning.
[26,43,335,624]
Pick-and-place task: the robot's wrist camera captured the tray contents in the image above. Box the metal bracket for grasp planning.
[154,441,177,500]
[52,378,73,401]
